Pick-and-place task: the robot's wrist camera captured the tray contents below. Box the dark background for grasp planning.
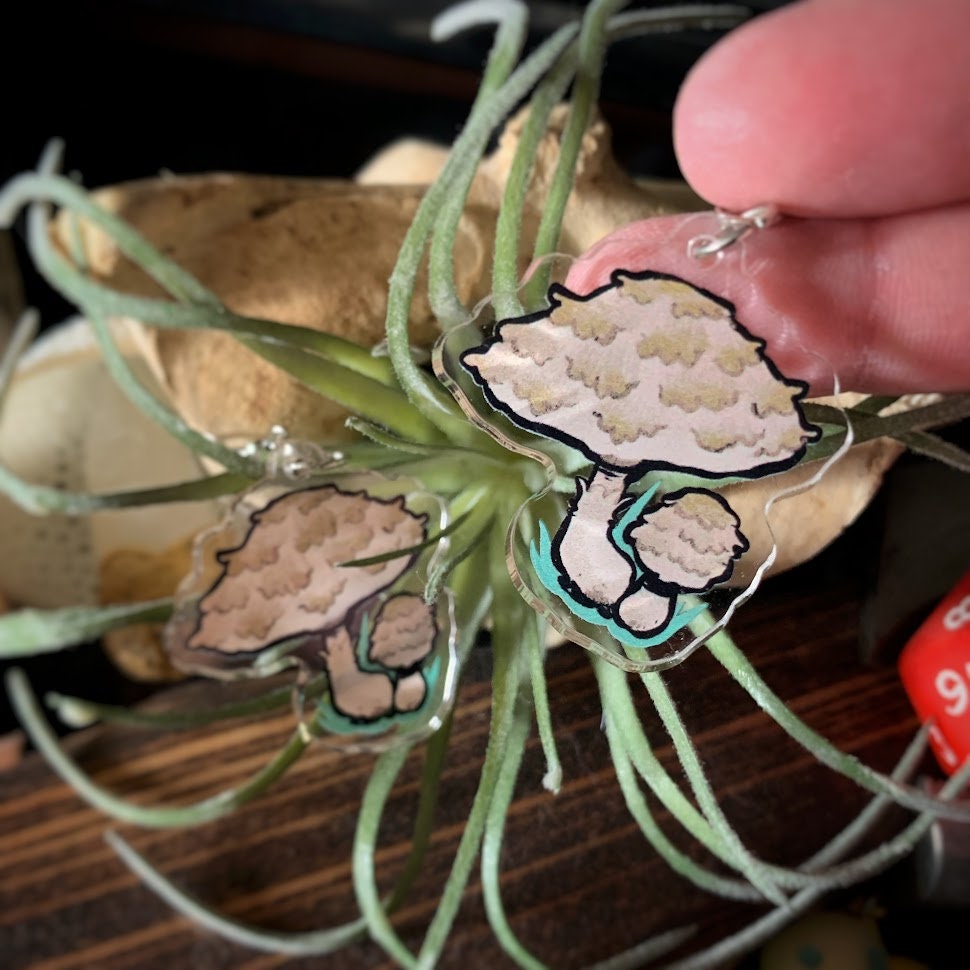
[5,0,792,183]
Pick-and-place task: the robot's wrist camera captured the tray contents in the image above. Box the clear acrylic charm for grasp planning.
[436,213,836,670]
[164,466,457,749]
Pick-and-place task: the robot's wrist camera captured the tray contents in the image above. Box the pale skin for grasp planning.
[566,0,970,396]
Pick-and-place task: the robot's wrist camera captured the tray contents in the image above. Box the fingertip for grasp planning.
[672,10,784,211]
[672,0,970,216]
[673,0,853,214]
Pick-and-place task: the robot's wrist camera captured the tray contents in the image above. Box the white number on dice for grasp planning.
[935,665,970,717]
[943,594,970,632]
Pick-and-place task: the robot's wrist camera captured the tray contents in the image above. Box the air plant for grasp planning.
[2,2,970,968]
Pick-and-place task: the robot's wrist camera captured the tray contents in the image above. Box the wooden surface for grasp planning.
[0,540,931,970]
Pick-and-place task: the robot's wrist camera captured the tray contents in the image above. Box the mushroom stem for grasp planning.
[551,465,633,609]
[321,628,394,722]
[394,672,428,713]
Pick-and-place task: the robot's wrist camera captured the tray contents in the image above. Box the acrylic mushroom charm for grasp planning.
[165,482,446,728]
[461,270,819,646]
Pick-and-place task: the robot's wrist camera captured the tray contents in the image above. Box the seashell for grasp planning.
[184,485,428,656]
[462,271,819,480]
[99,537,196,681]
[0,318,218,610]
[469,104,696,254]
[56,177,495,444]
[0,317,218,679]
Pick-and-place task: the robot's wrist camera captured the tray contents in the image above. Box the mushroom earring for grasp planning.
[163,455,458,749]
[449,265,820,658]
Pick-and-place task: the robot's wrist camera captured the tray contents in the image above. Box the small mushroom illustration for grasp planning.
[616,489,748,636]
[324,595,438,721]
[368,593,438,713]
[462,270,819,644]
[169,484,440,725]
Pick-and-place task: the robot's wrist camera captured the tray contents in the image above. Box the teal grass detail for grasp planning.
[354,611,384,676]
[529,516,705,650]
[610,481,661,574]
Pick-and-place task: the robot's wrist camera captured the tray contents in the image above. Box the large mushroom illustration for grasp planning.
[461,270,819,643]
[167,484,441,724]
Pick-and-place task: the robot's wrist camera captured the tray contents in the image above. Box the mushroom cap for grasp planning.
[626,488,747,593]
[462,271,819,479]
[368,593,437,671]
[186,486,427,655]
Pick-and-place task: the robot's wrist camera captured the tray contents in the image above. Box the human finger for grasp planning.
[564,206,970,396]
[673,0,970,217]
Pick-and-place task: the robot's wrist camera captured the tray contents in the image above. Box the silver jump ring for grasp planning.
[237,425,340,480]
[687,204,781,259]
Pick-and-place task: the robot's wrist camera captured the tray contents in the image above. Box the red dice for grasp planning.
[898,569,970,775]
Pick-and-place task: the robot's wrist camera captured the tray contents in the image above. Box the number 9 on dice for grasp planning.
[898,570,970,775]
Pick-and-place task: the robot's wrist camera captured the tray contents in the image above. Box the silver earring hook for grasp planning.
[236,425,341,480]
[687,204,781,259]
